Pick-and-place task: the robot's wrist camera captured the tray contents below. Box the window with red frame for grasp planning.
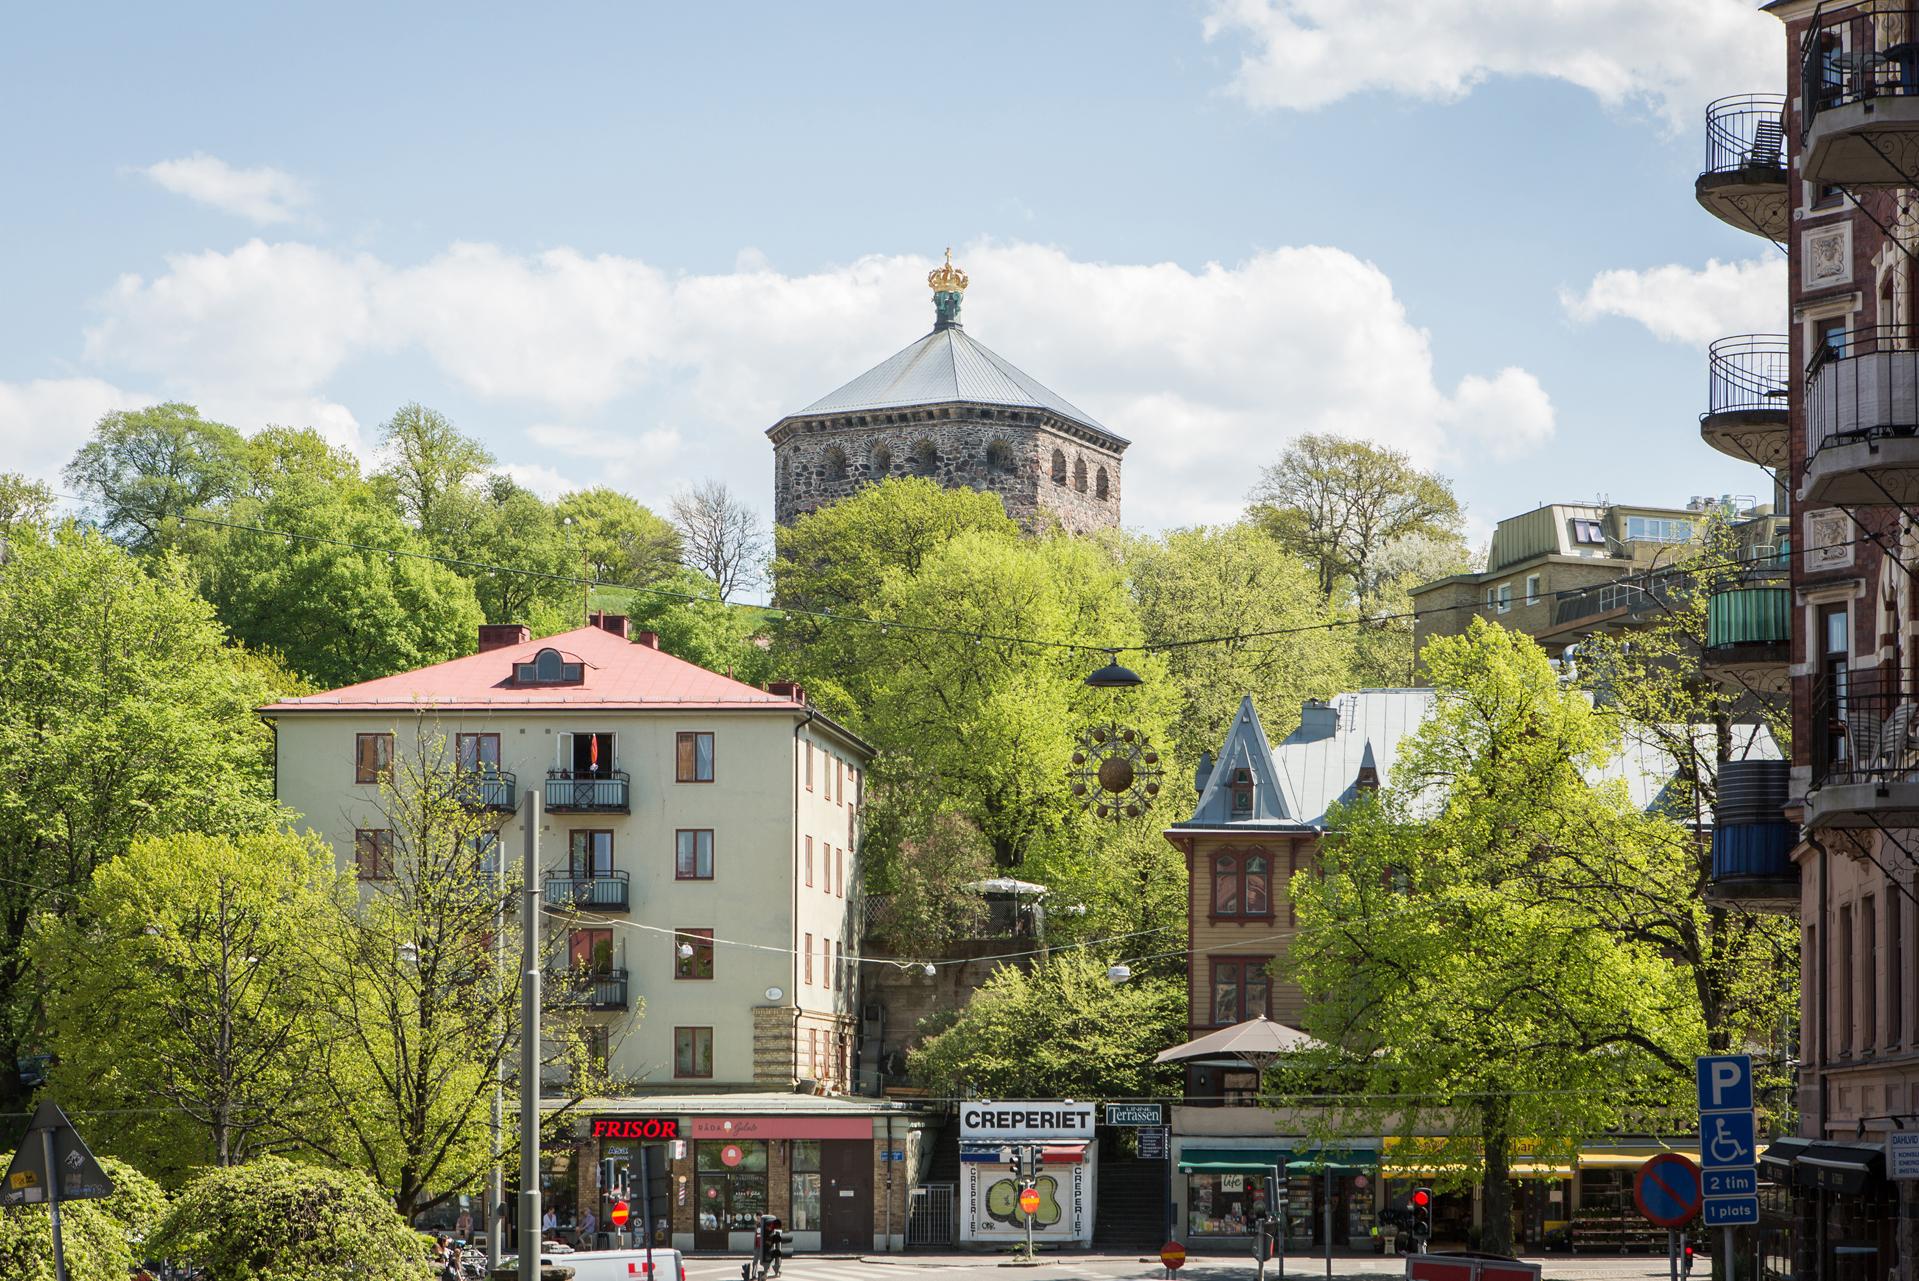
[805,835,814,887]
[355,733,393,784]
[674,928,714,980]
[804,933,814,984]
[1210,957,1272,1025]
[355,828,394,880]
[1211,850,1272,919]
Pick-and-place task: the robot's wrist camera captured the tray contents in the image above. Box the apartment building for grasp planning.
[263,615,912,1253]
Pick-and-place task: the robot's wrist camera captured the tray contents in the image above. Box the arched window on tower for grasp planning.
[1095,466,1110,500]
[1051,449,1067,486]
[871,443,893,476]
[985,439,1014,472]
[1073,456,1087,492]
[912,439,939,476]
[824,445,848,482]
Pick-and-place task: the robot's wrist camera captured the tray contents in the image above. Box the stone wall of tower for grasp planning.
[770,402,1123,534]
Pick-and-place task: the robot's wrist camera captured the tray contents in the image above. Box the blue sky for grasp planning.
[0,1,1787,538]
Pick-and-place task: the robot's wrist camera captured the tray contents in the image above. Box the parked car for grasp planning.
[508,1247,687,1281]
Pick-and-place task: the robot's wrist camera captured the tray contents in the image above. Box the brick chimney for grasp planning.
[634,630,662,650]
[589,611,630,639]
[478,623,531,653]
[768,680,806,705]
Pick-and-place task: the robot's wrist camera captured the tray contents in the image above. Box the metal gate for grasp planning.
[907,1183,955,1248]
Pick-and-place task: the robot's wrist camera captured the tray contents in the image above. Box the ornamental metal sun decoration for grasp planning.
[1069,723,1165,820]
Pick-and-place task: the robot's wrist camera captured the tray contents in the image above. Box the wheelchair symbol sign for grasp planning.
[1700,1111,1757,1170]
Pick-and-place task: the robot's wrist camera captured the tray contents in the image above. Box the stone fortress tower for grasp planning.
[767,250,1127,533]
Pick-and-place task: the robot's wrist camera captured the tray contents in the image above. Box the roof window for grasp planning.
[514,647,584,686]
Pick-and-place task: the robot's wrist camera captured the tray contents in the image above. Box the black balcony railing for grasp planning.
[454,769,517,811]
[1705,334,1790,422]
[1703,95,1788,178]
[1551,577,1673,628]
[544,769,630,813]
[1810,669,1919,793]
[543,871,631,913]
[552,968,629,1011]
[1802,325,1919,500]
[1802,2,1919,131]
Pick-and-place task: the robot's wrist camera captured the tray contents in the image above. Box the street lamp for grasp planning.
[1083,650,1143,689]
[1105,963,1132,984]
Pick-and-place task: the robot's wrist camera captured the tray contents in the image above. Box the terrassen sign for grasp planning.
[960,1102,1095,1141]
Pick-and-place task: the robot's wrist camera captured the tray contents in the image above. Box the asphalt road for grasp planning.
[678,1253,1689,1281]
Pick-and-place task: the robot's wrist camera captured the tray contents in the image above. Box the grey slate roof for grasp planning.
[1173,689,1782,832]
[791,325,1119,439]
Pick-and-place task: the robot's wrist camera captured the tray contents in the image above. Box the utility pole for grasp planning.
[519,788,543,1281]
[488,808,508,1272]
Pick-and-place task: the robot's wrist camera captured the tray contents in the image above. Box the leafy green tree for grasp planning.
[556,487,682,587]
[771,477,1016,612]
[464,475,580,631]
[0,1154,163,1281]
[0,527,287,1113]
[38,830,346,1180]
[0,473,54,537]
[1120,523,1352,761]
[1282,620,1704,1256]
[97,1157,168,1262]
[150,1155,432,1281]
[62,403,246,552]
[909,953,1183,1100]
[866,813,995,954]
[373,402,494,549]
[1250,433,1464,604]
[595,568,766,679]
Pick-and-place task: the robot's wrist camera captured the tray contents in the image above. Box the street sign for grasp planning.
[1890,1131,1919,1180]
[0,1102,112,1206]
[1161,1241,1187,1271]
[880,1148,905,1162]
[1703,1199,1759,1227]
[1703,1168,1758,1197]
[1700,1112,1757,1170]
[1019,1187,1041,1216]
[610,1200,630,1228]
[1106,1104,1164,1127]
[1139,1127,1168,1160]
[1696,1055,1755,1114]
[1633,1154,1703,1228]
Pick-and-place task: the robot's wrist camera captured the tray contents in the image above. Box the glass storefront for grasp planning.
[696,1140,768,1235]
[1187,1171,1273,1236]
[790,1140,821,1232]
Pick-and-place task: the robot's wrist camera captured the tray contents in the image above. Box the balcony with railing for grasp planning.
[1548,576,1672,634]
[551,967,629,1011]
[1703,587,1790,691]
[1700,335,1790,467]
[1707,759,1797,913]
[1801,326,1919,506]
[1800,2,1919,186]
[1808,669,1919,828]
[1697,95,1788,239]
[454,768,517,812]
[543,769,630,814]
[543,871,631,913]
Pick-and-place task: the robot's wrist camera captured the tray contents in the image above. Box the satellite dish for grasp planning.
[765,987,784,1002]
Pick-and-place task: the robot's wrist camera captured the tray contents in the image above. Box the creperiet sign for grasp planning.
[960,1101,1096,1141]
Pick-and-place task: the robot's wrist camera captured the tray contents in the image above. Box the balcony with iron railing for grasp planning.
[1701,335,1790,467]
[453,768,517,812]
[1549,577,1671,631]
[543,769,630,814]
[1800,1,1919,186]
[543,871,631,913]
[550,967,629,1011]
[1808,669,1919,828]
[1697,95,1788,239]
[1800,326,1919,506]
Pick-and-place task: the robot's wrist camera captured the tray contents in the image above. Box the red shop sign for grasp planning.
[590,1118,681,1140]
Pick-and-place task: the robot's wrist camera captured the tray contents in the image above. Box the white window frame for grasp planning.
[1497,584,1512,614]
[1524,574,1541,607]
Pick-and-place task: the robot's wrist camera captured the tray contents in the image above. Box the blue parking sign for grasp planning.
[1700,1111,1757,1170]
[1703,1198,1759,1226]
[1696,1055,1754,1114]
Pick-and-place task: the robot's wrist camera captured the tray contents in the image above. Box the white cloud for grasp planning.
[1202,0,1776,128]
[140,153,312,224]
[0,378,152,486]
[497,462,580,501]
[1561,256,1785,345]
[80,238,1552,530]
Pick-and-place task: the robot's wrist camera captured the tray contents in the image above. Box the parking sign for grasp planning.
[1695,1055,1760,1227]
[1696,1055,1754,1114]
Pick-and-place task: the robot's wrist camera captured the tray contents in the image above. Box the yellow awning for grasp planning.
[1579,1143,1766,1170]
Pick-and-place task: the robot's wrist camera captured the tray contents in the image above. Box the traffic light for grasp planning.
[1681,1235,1696,1278]
[1410,1188,1433,1246]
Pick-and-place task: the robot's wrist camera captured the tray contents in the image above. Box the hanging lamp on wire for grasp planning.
[1083,649,1143,689]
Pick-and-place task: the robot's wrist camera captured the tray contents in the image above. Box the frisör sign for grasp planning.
[590,1118,680,1140]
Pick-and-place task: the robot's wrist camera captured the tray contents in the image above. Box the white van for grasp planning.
[515,1247,687,1281]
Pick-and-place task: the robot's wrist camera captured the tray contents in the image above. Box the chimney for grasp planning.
[634,630,661,650]
[478,623,531,653]
[768,680,806,706]
[1194,750,1215,797]
[589,611,630,639]
[1297,698,1340,740]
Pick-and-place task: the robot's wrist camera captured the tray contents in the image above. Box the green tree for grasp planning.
[556,487,682,587]
[464,475,579,630]
[62,403,246,552]
[771,476,1016,612]
[373,403,494,548]
[0,1154,164,1281]
[0,527,287,1113]
[38,830,346,1181]
[0,473,54,538]
[909,953,1183,1100]
[596,567,766,679]
[1249,434,1463,604]
[1283,620,1704,1255]
[150,1155,432,1281]
[866,812,995,955]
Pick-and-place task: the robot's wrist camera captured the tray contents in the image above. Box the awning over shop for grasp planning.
[1286,1150,1378,1174]
[960,1141,1090,1166]
[1578,1144,1690,1170]
[1759,1136,1812,1178]
[1039,1143,1087,1165]
[1796,1142,1886,1195]
[1178,1147,1288,1173]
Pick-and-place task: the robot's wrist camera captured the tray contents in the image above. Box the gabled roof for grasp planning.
[1186,695,1291,827]
[261,624,806,715]
[782,325,1120,440]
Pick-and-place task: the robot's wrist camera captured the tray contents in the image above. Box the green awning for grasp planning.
[1178,1147,1288,1172]
[1286,1150,1377,1174]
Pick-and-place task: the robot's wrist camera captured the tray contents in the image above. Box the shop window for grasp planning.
[675,928,715,980]
[1212,850,1272,919]
[674,1027,713,1078]
[791,1140,822,1232]
[676,732,715,782]
[355,732,393,784]
[697,1140,768,1234]
[1187,1171,1273,1237]
[1210,956,1273,1025]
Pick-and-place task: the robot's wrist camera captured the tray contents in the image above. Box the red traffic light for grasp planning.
[1411,1189,1431,1208]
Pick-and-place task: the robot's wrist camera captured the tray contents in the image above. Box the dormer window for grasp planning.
[514,648,584,686]
[1230,767,1255,816]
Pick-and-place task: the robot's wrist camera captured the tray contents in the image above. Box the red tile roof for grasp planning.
[261,625,802,714]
